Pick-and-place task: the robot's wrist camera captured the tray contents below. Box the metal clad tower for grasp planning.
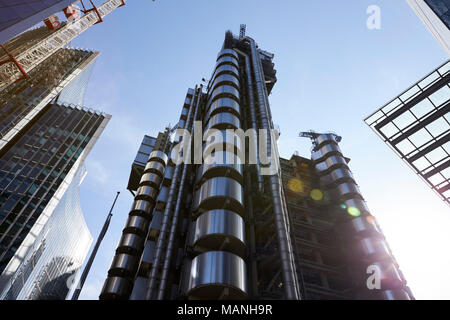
[101,29,412,300]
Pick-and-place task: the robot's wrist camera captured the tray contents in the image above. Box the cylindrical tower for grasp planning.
[100,150,168,299]
[181,48,248,300]
[311,133,413,300]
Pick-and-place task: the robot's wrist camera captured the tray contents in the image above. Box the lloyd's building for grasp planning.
[101,29,413,300]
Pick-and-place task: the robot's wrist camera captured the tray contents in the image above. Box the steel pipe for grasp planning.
[246,37,300,300]
[145,86,199,300]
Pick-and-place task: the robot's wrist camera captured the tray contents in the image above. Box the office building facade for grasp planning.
[0,166,93,300]
[0,28,110,298]
[365,60,450,205]
[0,0,75,44]
[407,0,450,54]
[100,30,412,300]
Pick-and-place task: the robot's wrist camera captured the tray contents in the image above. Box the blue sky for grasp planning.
[67,0,449,299]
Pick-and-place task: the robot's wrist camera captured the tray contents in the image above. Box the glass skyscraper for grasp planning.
[0,27,110,299]
[0,166,92,300]
[407,0,450,54]
[0,0,74,44]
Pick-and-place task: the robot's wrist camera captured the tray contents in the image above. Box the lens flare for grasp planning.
[347,206,361,217]
[310,189,323,201]
[288,178,304,193]
[340,204,347,209]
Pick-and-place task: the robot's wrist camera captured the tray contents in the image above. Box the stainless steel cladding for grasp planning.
[109,253,139,278]
[130,199,153,216]
[136,184,159,202]
[148,150,168,166]
[100,277,132,299]
[337,216,383,238]
[198,151,243,184]
[184,251,247,299]
[193,177,244,216]
[210,76,240,96]
[206,112,241,131]
[144,161,165,177]
[203,129,244,158]
[315,133,340,146]
[179,49,249,301]
[311,133,410,300]
[352,237,391,260]
[205,97,241,120]
[217,48,239,60]
[319,167,355,186]
[315,155,348,173]
[100,150,168,300]
[124,215,149,235]
[117,233,146,254]
[208,85,240,104]
[211,64,239,81]
[138,173,162,190]
[190,210,246,257]
[312,143,343,162]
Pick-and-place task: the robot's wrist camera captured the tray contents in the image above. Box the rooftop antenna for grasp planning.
[239,24,246,40]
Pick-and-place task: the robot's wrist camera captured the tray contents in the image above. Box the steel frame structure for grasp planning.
[365,59,450,204]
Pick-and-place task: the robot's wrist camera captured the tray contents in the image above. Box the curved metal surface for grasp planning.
[335,182,363,199]
[185,251,247,299]
[139,172,162,188]
[100,277,132,300]
[216,55,239,69]
[136,184,159,202]
[123,215,149,236]
[354,237,391,261]
[117,233,145,255]
[130,199,153,215]
[148,150,168,166]
[211,64,239,84]
[208,85,240,104]
[217,48,238,60]
[198,151,243,184]
[312,143,342,162]
[205,112,241,131]
[203,129,244,158]
[211,64,239,81]
[109,253,139,278]
[320,167,355,187]
[341,198,371,216]
[315,155,348,173]
[193,177,244,216]
[191,210,246,257]
[315,134,339,146]
[144,161,165,177]
[205,97,240,120]
[210,73,240,92]
[338,215,382,239]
